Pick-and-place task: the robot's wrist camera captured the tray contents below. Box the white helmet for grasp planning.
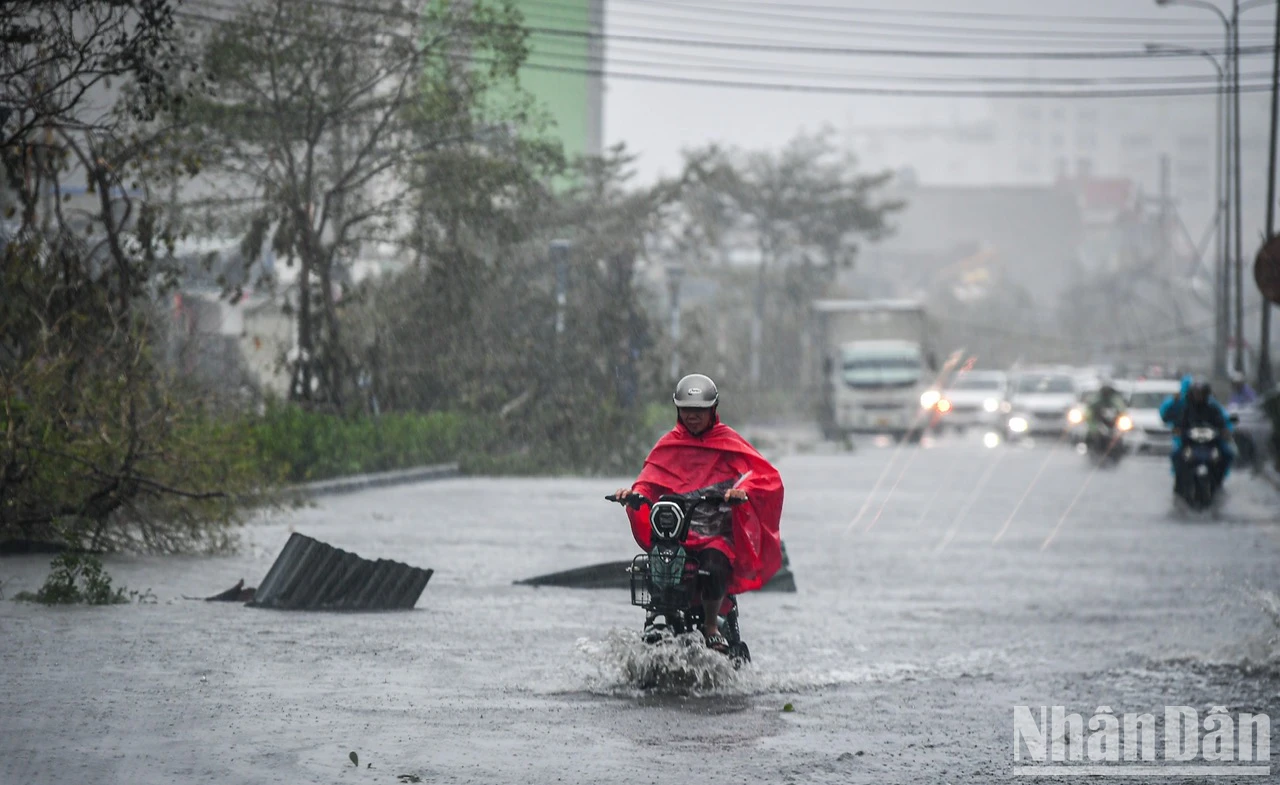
[673,374,719,408]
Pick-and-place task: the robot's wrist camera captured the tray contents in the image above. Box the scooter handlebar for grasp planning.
[605,492,651,509]
[605,490,740,507]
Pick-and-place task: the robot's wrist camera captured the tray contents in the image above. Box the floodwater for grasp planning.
[2,433,1279,784]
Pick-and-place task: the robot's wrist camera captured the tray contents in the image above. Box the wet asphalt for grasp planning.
[2,431,1278,784]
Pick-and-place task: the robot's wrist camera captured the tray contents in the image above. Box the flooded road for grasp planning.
[3,434,1279,783]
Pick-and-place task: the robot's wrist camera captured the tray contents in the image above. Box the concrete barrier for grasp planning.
[289,463,459,498]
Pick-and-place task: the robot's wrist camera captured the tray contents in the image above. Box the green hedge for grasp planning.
[250,399,674,483]
[252,404,470,483]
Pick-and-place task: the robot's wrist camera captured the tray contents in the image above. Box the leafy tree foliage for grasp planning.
[671,131,903,398]
[355,147,687,473]
[179,0,547,411]
[1,0,263,552]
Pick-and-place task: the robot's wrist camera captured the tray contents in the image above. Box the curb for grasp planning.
[289,462,460,498]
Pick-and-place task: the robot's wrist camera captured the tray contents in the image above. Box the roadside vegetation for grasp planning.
[12,553,154,605]
[1,0,899,555]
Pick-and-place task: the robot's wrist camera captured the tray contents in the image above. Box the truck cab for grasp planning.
[813,299,937,441]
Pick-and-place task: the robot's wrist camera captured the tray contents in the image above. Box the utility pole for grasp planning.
[1258,0,1279,390]
[1233,0,1246,374]
[1159,154,1173,275]
[666,264,685,381]
[550,239,571,339]
[1216,58,1231,381]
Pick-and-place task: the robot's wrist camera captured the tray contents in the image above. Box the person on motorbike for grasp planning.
[1084,381,1128,452]
[1159,374,1194,477]
[1173,379,1235,493]
[612,374,784,653]
[1228,371,1258,408]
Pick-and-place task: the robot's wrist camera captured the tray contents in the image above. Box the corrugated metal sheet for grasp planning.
[249,533,433,610]
[515,542,797,593]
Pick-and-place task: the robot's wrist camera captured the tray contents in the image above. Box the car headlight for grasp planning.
[1117,415,1133,432]
[920,390,941,409]
[1008,416,1029,433]
[1000,401,1013,413]
[937,398,952,414]
[983,398,999,413]
[1067,407,1083,425]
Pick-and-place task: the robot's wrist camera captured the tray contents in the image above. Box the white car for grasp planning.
[940,370,1008,431]
[1004,369,1084,439]
[1121,379,1182,454]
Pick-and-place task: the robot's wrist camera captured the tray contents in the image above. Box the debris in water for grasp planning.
[249,532,432,611]
[516,542,798,592]
[205,579,255,602]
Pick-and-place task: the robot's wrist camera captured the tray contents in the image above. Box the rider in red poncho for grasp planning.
[612,374,785,653]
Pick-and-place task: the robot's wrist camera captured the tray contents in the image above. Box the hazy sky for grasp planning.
[581,0,1278,183]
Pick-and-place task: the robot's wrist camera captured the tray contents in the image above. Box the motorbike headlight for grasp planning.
[920,390,941,410]
[1117,415,1133,432]
[937,399,952,414]
[649,501,685,540]
[983,432,1001,449]
[1067,408,1083,425]
[983,398,999,413]
[1000,401,1013,413]
[1008,416,1029,434]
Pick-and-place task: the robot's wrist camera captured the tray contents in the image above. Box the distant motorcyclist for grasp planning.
[1084,381,1128,448]
[611,374,784,653]
[1173,379,1235,493]
[1228,371,1257,408]
[1158,374,1192,427]
[1159,375,1193,477]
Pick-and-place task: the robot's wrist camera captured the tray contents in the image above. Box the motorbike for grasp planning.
[1174,424,1226,511]
[1084,406,1133,467]
[607,483,751,667]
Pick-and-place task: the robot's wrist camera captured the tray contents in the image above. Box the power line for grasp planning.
[523,41,1273,88]
[513,60,1276,99]
[173,3,1275,99]
[528,30,1269,86]
[597,0,1277,29]
[196,0,1274,62]
[519,25,1275,61]
[515,0,1275,47]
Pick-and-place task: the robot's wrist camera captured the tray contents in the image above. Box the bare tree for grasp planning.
[680,131,903,390]
[180,0,535,411]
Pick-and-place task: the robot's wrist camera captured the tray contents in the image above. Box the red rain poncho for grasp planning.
[626,418,784,595]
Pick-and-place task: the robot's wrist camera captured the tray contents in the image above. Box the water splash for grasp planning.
[577,629,744,696]
[1252,589,1280,661]
[572,629,1000,698]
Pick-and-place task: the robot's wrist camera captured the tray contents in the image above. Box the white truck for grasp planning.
[812,299,939,441]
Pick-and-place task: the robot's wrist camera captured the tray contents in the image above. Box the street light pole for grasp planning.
[1154,0,1239,373]
[1232,0,1247,373]
[1260,0,1279,390]
[666,264,685,381]
[1145,42,1228,378]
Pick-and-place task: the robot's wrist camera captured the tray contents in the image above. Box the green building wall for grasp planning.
[513,0,604,163]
